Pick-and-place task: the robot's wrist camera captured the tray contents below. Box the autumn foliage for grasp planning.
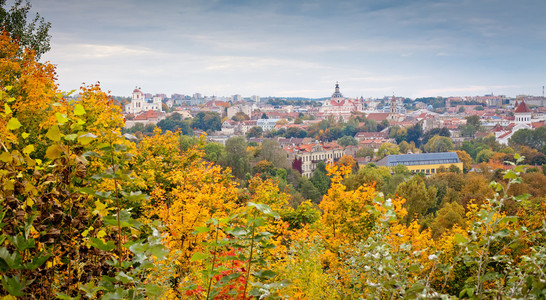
[1,30,546,299]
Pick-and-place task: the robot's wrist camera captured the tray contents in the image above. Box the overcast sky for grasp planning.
[29,0,546,98]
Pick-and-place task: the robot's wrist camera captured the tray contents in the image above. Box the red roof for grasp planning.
[514,101,531,113]
[498,131,512,139]
[366,113,390,122]
[134,110,159,121]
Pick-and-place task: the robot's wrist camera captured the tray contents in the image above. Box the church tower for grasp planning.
[390,95,397,114]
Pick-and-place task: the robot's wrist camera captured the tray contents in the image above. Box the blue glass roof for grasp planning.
[384,152,460,167]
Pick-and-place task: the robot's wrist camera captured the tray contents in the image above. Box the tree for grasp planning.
[0,0,51,58]
[476,149,494,163]
[203,142,225,163]
[337,136,358,147]
[222,136,250,179]
[460,115,482,138]
[509,127,546,153]
[395,175,437,224]
[423,135,454,153]
[430,201,465,238]
[259,139,289,169]
[422,127,450,145]
[297,178,322,204]
[406,122,423,146]
[261,113,268,119]
[192,111,221,132]
[377,142,400,158]
[310,161,331,195]
[232,111,250,121]
[246,126,263,138]
[356,147,374,159]
[389,126,407,144]
[456,150,472,173]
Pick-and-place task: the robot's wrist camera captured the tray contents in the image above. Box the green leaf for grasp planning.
[190,252,208,262]
[90,238,116,252]
[145,283,164,297]
[80,282,105,299]
[503,170,518,179]
[216,273,241,286]
[193,226,210,234]
[46,125,61,142]
[253,269,277,279]
[7,118,21,130]
[74,103,86,116]
[2,275,26,296]
[25,252,50,270]
[64,134,78,141]
[454,233,468,244]
[248,202,280,218]
[149,244,168,259]
[9,235,35,252]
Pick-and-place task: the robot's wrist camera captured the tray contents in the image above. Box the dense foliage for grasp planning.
[1,29,545,300]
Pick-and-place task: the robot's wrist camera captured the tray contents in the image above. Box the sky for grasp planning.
[25,0,546,99]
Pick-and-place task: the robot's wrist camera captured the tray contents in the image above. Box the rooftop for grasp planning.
[377,152,461,167]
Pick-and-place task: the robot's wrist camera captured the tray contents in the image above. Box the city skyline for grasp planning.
[30,0,546,98]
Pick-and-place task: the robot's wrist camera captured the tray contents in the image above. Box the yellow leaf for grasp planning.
[4,103,11,114]
[74,103,86,116]
[7,118,21,130]
[25,198,34,208]
[45,145,62,160]
[0,152,12,163]
[96,230,107,239]
[45,125,61,142]
[21,132,29,139]
[23,144,34,155]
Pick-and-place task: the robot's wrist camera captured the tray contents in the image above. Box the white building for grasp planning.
[125,87,163,115]
[257,118,280,132]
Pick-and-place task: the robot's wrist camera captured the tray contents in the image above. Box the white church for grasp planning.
[125,87,163,115]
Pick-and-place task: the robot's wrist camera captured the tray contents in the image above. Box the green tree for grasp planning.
[246,126,263,138]
[395,175,437,224]
[509,127,546,153]
[192,111,221,132]
[406,122,423,146]
[310,162,331,195]
[0,0,51,58]
[355,147,374,159]
[422,127,450,145]
[476,148,494,163]
[297,178,322,204]
[460,115,482,138]
[377,142,400,158]
[203,142,225,163]
[337,135,358,147]
[222,136,250,179]
[423,135,454,153]
[343,164,391,191]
